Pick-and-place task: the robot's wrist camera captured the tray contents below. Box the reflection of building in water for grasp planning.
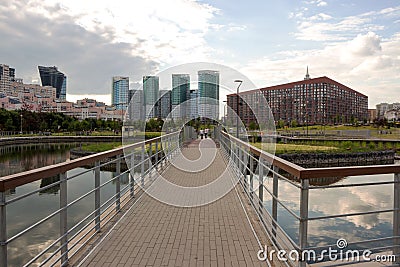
[5,188,16,196]
[0,143,74,177]
[289,175,345,186]
[39,176,60,195]
[114,172,130,184]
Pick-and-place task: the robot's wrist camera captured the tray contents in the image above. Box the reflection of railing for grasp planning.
[0,131,181,267]
[220,131,400,266]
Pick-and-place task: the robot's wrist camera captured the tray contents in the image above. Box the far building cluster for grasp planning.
[0,63,128,120]
[111,70,220,122]
[2,62,394,127]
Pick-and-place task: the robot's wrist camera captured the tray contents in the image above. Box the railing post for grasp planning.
[243,149,247,185]
[249,154,254,200]
[161,139,165,168]
[129,153,135,198]
[0,191,7,267]
[149,142,154,180]
[393,173,400,264]
[299,178,309,267]
[59,172,68,266]
[141,143,145,187]
[272,166,279,244]
[236,145,240,177]
[258,158,264,214]
[115,155,121,212]
[238,146,243,178]
[163,138,167,165]
[155,140,159,165]
[94,161,101,232]
[149,142,153,167]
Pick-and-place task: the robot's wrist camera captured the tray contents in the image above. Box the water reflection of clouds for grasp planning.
[6,167,124,266]
[8,219,58,266]
[264,173,394,246]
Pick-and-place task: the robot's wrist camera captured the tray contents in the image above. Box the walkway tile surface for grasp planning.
[79,140,272,267]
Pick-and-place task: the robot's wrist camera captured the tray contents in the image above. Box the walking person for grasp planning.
[204,128,209,139]
[199,129,204,139]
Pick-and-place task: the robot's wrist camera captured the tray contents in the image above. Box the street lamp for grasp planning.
[234,80,243,138]
[20,113,23,134]
[222,100,227,124]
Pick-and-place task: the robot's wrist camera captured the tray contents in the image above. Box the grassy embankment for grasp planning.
[78,132,163,153]
[279,125,400,139]
[253,140,400,154]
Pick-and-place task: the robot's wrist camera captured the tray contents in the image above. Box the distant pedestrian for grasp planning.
[204,128,209,138]
[200,129,204,139]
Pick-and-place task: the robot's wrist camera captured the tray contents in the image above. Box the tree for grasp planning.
[277,120,285,129]
[5,117,15,131]
[39,121,48,131]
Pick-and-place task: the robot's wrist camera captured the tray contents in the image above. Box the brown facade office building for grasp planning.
[227,75,368,126]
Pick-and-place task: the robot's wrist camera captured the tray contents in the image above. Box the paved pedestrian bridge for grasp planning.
[0,129,399,267]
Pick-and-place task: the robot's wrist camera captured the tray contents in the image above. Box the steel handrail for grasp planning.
[0,132,178,192]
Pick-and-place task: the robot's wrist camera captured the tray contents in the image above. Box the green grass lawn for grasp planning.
[252,142,338,154]
[79,142,122,153]
[252,139,400,154]
[78,141,167,154]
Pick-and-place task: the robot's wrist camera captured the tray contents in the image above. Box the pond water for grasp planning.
[0,142,129,266]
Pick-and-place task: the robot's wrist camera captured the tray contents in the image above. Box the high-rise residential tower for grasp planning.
[0,64,14,93]
[189,89,199,119]
[38,66,67,100]
[158,90,172,119]
[128,89,143,121]
[198,70,219,120]
[112,76,129,110]
[171,74,190,120]
[143,76,159,119]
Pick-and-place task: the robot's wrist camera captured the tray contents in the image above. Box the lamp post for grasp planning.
[222,100,227,124]
[234,80,243,138]
[20,113,23,134]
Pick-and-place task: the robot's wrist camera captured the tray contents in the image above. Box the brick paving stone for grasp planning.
[77,140,278,267]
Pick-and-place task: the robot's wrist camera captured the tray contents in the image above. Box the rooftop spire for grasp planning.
[304,66,310,80]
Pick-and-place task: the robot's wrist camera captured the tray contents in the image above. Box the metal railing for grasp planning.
[0,131,182,267]
[220,131,400,266]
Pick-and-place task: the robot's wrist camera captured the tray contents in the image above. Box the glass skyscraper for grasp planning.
[38,66,67,100]
[112,76,129,110]
[143,76,159,119]
[128,89,143,120]
[171,74,190,119]
[158,90,172,119]
[198,70,219,120]
[189,89,199,119]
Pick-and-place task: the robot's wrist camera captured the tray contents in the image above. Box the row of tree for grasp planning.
[0,109,171,133]
[0,109,121,133]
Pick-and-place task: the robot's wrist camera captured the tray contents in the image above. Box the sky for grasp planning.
[0,0,399,108]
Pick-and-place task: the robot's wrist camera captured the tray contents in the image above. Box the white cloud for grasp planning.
[309,13,332,21]
[304,0,328,7]
[291,6,399,41]
[240,32,400,107]
[20,0,221,66]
